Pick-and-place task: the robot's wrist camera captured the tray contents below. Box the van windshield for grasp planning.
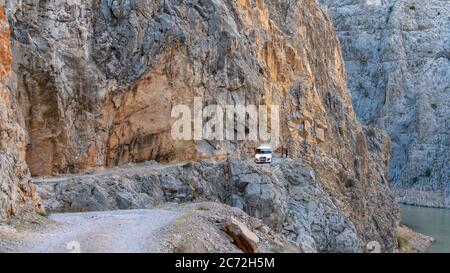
[256,149,272,154]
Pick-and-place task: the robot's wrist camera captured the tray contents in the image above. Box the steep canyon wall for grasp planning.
[320,0,450,207]
[3,0,398,251]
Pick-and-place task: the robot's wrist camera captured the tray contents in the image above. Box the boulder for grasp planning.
[222,217,260,253]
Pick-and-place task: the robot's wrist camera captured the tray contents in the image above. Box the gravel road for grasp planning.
[13,208,182,253]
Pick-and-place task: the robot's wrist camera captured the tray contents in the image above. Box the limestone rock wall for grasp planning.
[36,159,361,253]
[6,0,374,176]
[319,0,450,207]
[5,0,398,251]
[0,4,42,220]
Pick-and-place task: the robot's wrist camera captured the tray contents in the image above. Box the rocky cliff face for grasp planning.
[4,0,398,252]
[319,0,450,207]
[0,4,42,220]
[37,159,362,252]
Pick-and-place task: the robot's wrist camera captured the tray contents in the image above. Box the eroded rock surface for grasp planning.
[0,4,42,220]
[319,0,450,207]
[35,158,391,253]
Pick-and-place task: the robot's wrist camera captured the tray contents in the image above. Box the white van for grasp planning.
[255,145,273,164]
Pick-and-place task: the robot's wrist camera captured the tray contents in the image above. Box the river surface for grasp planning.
[400,204,450,253]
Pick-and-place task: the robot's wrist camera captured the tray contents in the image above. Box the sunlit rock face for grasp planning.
[4,0,398,251]
[319,0,450,208]
[0,4,43,220]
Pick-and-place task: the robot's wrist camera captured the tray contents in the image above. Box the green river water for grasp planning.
[400,204,450,253]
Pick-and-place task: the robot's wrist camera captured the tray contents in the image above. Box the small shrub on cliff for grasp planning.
[338,126,344,136]
[398,235,409,250]
[431,103,438,110]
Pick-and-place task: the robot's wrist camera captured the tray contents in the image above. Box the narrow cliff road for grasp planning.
[31,160,186,184]
[14,208,182,253]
